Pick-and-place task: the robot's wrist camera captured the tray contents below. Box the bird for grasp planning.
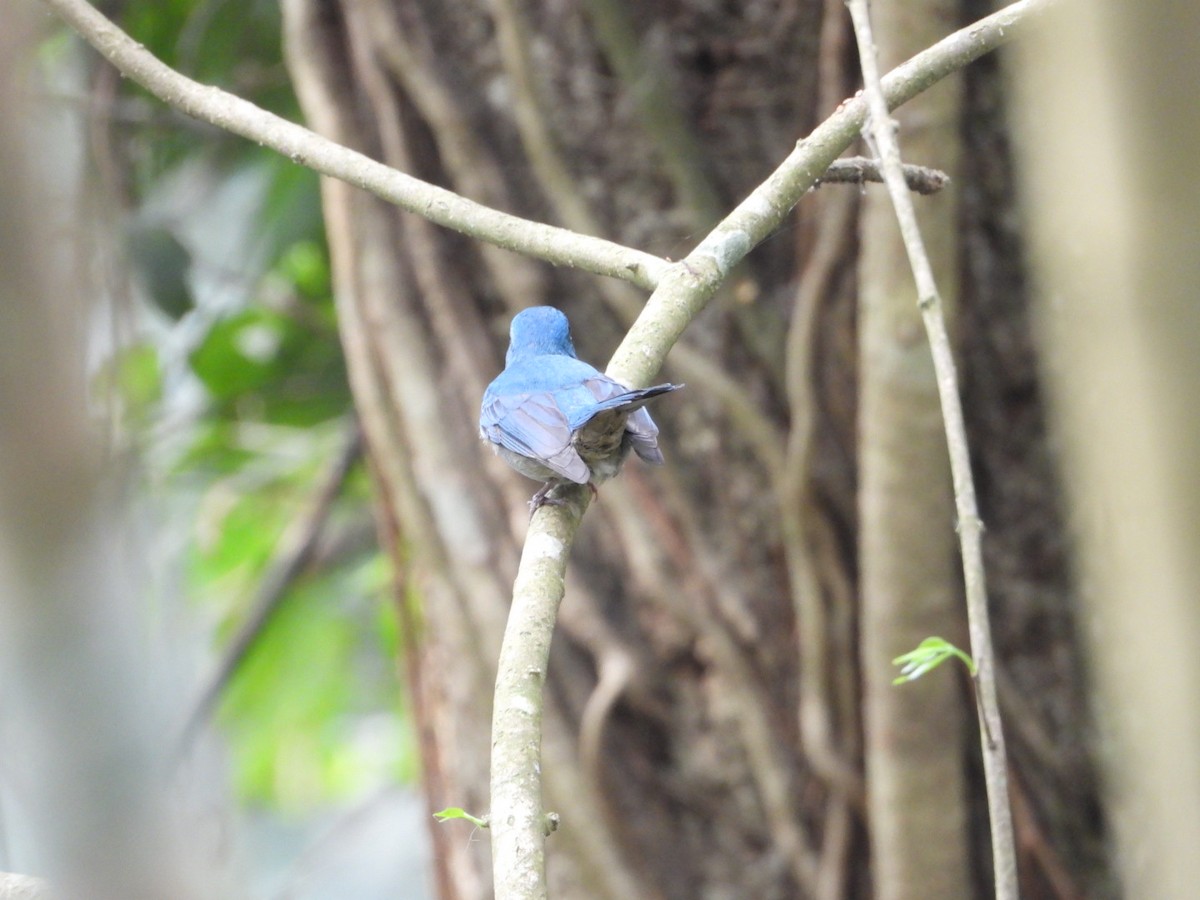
[480,306,682,511]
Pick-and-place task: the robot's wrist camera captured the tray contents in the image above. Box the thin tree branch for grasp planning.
[490,494,588,900]
[845,2,1016,899]
[489,2,1053,897]
[38,0,669,290]
[177,421,362,753]
[817,155,950,194]
[39,0,1049,304]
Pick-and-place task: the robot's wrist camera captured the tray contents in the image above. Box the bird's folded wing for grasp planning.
[480,391,590,483]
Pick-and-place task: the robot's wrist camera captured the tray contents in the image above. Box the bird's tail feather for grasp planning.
[585,381,683,415]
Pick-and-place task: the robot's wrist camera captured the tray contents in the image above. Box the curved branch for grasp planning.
[38,0,669,290]
[489,494,588,900]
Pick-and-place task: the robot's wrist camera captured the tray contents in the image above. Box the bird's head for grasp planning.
[506,306,578,364]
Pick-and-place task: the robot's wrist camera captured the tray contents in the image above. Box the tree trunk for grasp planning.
[1012,1,1200,897]
[857,2,970,897]
[280,0,1111,896]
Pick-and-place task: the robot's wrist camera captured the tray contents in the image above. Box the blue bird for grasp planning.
[480,306,682,510]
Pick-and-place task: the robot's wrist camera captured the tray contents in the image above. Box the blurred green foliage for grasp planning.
[188,305,349,424]
[95,343,165,426]
[81,0,415,811]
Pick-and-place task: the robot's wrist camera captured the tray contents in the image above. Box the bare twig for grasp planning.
[845,1,1016,898]
[817,155,950,194]
[38,0,669,290]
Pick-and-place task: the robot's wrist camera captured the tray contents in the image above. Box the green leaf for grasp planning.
[189,308,292,400]
[217,565,405,809]
[277,239,331,301]
[113,343,163,410]
[892,636,976,685]
[128,222,194,320]
[434,807,489,828]
[92,343,163,427]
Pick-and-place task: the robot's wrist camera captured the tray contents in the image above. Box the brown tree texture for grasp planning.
[275,0,1106,898]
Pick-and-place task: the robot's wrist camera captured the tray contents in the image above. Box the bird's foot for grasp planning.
[527,481,597,517]
[528,482,566,516]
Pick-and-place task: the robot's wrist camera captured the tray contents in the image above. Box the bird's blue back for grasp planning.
[482,354,626,431]
[480,306,680,488]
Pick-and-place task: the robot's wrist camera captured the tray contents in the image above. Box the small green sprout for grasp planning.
[892,636,976,685]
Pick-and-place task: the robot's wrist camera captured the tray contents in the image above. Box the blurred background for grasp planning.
[2,0,1197,898]
[2,2,427,897]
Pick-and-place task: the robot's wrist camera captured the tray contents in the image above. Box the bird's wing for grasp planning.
[572,378,681,424]
[480,390,591,483]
